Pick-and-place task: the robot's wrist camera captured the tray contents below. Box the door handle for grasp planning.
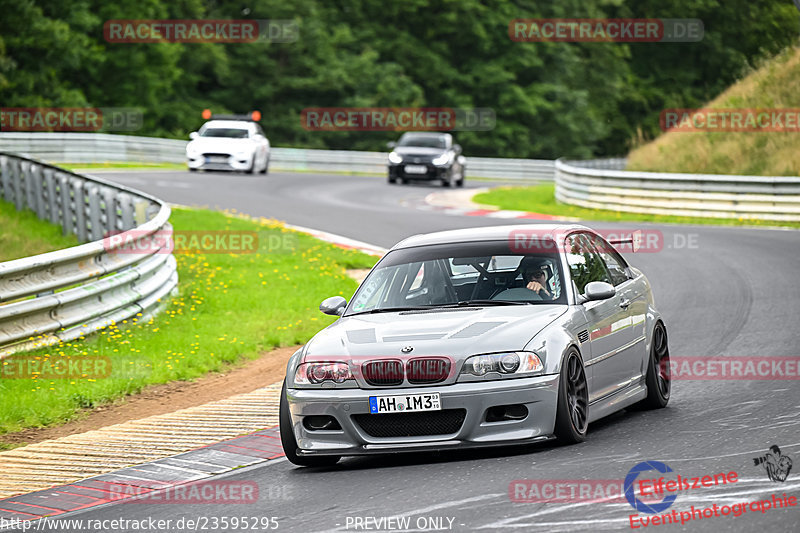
[619,298,631,308]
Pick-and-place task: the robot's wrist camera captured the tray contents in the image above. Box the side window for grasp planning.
[597,247,629,286]
[565,234,611,294]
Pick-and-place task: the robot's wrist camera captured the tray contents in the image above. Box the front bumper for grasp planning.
[287,374,559,456]
[187,153,253,171]
[388,163,450,181]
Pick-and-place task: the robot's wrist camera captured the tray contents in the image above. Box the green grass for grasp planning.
[0,207,377,436]
[627,47,800,176]
[474,184,800,228]
[0,200,80,261]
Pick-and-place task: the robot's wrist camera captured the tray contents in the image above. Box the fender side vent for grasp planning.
[578,330,589,343]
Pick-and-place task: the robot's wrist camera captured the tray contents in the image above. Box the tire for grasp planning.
[631,322,671,410]
[188,167,197,172]
[245,157,255,174]
[554,348,588,444]
[388,175,397,184]
[441,169,453,187]
[279,381,341,467]
[259,156,269,174]
[456,166,465,187]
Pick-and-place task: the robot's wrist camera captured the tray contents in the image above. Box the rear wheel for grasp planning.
[632,322,671,410]
[554,349,588,444]
[279,381,341,467]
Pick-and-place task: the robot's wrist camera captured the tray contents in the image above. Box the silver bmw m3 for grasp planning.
[280,224,671,466]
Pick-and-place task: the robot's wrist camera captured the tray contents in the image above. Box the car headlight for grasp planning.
[388,151,403,164]
[459,351,543,381]
[294,362,353,385]
[186,144,200,157]
[432,153,451,166]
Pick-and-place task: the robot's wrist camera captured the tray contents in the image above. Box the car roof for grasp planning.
[391,224,593,250]
[200,120,253,130]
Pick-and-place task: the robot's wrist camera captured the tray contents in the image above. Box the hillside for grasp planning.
[627,46,800,176]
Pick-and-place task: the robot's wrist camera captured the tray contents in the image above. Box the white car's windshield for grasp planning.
[347,241,566,315]
[200,128,249,138]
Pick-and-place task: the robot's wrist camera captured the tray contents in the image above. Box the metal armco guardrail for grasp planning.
[0,132,555,181]
[0,152,178,357]
[556,159,800,222]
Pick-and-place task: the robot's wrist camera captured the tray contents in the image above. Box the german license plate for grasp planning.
[206,156,228,163]
[369,392,441,414]
[404,164,427,174]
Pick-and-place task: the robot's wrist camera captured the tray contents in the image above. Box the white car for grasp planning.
[186,119,270,174]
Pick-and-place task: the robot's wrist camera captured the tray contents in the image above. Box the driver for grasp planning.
[522,260,554,300]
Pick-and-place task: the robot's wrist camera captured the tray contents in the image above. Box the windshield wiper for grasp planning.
[348,306,437,316]
[448,300,531,306]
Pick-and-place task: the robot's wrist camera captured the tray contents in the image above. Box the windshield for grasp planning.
[200,128,249,138]
[346,241,566,315]
[397,135,447,149]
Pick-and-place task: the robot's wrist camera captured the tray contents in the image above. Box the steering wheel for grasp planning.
[490,287,543,302]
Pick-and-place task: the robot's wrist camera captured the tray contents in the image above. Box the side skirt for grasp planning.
[587,381,647,423]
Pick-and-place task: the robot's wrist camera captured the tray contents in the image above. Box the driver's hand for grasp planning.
[526,281,544,292]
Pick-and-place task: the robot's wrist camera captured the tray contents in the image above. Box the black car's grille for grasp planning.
[363,360,404,386]
[406,358,450,384]
[353,409,466,438]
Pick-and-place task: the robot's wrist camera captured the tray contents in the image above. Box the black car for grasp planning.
[387,132,466,186]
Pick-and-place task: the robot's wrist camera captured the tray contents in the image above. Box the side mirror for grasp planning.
[386,141,397,149]
[453,144,462,154]
[320,296,347,316]
[580,281,616,303]
[189,132,199,140]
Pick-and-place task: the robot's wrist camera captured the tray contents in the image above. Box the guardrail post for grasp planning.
[70,178,89,242]
[11,158,23,210]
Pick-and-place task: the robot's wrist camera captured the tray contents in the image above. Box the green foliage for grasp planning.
[0,0,795,157]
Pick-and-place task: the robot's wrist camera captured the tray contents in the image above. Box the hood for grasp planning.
[187,137,255,154]
[304,305,566,362]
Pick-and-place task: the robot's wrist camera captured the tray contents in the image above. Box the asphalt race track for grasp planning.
[47,170,800,532]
